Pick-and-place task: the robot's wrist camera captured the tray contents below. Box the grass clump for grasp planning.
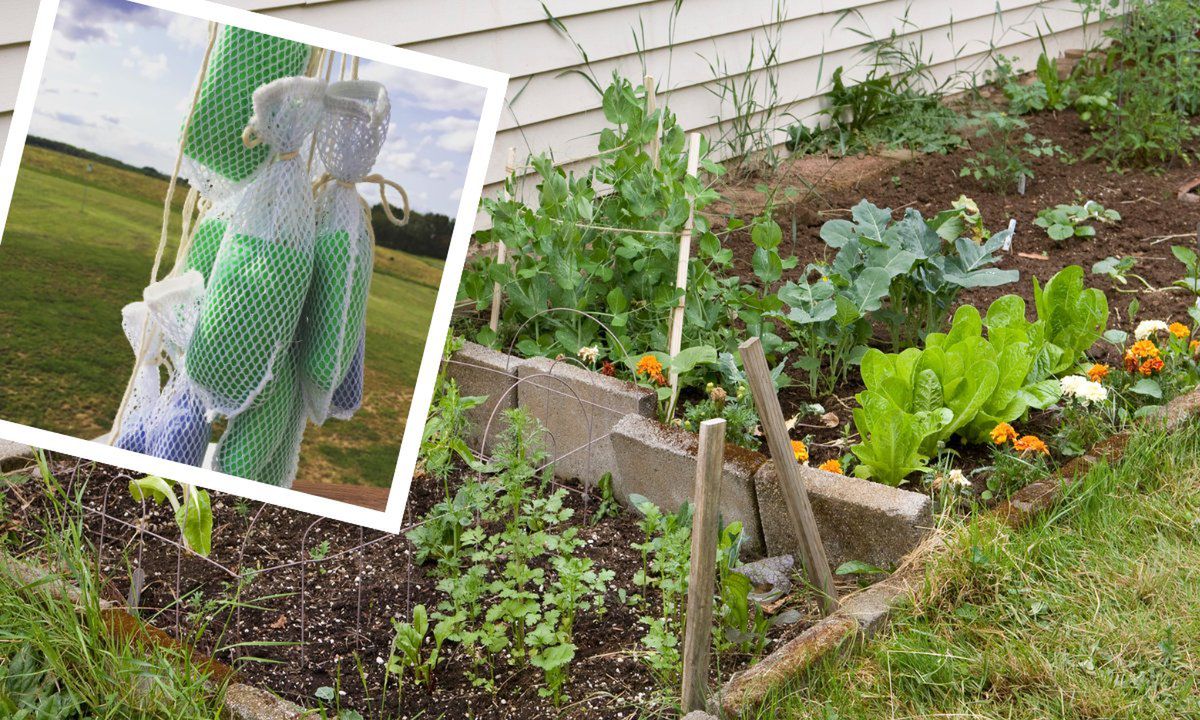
[751,421,1200,719]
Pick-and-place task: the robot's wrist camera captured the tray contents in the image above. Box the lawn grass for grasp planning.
[0,146,444,487]
[751,423,1200,719]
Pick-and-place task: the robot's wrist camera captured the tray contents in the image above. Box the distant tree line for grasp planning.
[29,136,453,260]
[26,135,178,183]
[370,204,453,261]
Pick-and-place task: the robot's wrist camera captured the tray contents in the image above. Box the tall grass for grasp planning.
[0,454,229,718]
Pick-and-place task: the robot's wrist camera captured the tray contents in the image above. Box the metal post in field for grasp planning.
[738,336,839,615]
[681,417,726,713]
[489,147,516,333]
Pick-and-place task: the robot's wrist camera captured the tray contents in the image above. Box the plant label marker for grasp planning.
[738,336,839,615]
[1003,218,1016,252]
[489,147,517,333]
[667,132,703,417]
[681,417,726,713]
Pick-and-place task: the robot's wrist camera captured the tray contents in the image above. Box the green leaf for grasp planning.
[671,345,717,375]
[835,560,888,576]
[820,219,857,248]
[1129,379,1162,399]
[176,485,213,557]
[129,476,178,511]
[1048,224,1075,241]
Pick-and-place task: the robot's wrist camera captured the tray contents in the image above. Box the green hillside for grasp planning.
[0,146,444,487]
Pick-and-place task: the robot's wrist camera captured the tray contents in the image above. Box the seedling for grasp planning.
[1035,201,1120,241]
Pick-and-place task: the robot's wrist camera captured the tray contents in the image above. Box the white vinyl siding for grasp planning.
[0,0,1114,201]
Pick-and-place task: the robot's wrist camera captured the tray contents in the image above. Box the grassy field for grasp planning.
[754,423,1200,719]
[0,145,444,487]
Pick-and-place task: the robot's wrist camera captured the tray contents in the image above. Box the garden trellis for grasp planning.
[110,24,408,490]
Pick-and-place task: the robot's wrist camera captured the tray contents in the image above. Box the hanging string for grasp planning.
[110,21,219,445]
[313,172,410,247]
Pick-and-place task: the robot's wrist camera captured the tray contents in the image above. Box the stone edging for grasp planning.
[715,383,1200,717]
[446,342,934,568]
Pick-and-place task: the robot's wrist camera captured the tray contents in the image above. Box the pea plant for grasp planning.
[406,407,612,706]
[127,476,212,556]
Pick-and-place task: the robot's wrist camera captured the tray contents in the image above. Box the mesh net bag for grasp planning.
[181,27,311,284]
[329,334,365,419]
[143,374,213,467]
[186,76,326,418]
[214,343,306,487]
[298,80,389,424]
[114,302,163,454]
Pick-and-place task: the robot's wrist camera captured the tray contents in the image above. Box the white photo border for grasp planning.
[0,0,508,533]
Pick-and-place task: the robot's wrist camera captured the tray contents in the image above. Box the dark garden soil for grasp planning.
[0,456,855,720]
[714,108,1200,469]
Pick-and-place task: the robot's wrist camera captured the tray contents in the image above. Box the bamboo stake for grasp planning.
[738,337,839,616]
[681,418,726,713]
[667,133,702,418]
[645,74,661,169]
[489,147,517,333]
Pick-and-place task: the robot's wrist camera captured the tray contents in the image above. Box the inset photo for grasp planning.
[0,0,507,531]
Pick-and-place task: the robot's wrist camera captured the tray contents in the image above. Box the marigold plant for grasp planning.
[635,354,666,386]
[1139,356,1165,376]
[1013,434,1050,455]
[990,422,1019,445]
[817,458,843,475]
[1087,363,1110,383]
[791,439,809,463]
[1169,322,1190,340]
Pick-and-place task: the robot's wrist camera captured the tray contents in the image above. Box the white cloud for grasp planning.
[416,116,479,153]
[123,46,168,80]
[166,14,210,49]
[357,61,486,113]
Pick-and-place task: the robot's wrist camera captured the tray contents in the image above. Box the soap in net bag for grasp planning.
[215,344,306,487]
[131,271,212,467]
[181,26,313,285]
[299,80,391,424]
[113,302,163,454]
[329,335,364,420]
[187,76,325,417]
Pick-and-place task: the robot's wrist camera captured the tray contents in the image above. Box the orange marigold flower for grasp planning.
[817,458,843,475]
[1013,435,1049,455]
[635,354,666,385]
[1123,349,1139,373]
[791,440,809,463]
[1170,322,1190,340]
[990,422,1018,445]
[1139,356,1164,376]
[1086,363,1110,383]
[1129,339,1160,360]
[1191,339,1200,355]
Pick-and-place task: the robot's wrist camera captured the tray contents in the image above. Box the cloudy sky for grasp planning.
[28,0,486,215]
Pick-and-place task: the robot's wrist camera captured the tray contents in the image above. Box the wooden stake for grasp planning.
[645,74,661,169]
[489,147,517,333]
[667,132,702,417]
[681,418,726,713]
[738,337,839,615]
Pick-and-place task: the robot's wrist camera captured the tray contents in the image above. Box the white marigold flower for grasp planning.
[1134,320,1169,341]
[948,468,970,487]
[1060,374,1108,406]
[577,346,599,364]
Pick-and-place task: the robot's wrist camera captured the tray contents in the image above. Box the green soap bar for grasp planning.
[301,229,372,392]
[184,26,311,183]
[216,347,302,485]
[187,233,312,412]
[183,217,226,285]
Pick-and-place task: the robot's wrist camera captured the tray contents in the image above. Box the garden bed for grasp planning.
[719,108,1200,457]
[0,453,864,719]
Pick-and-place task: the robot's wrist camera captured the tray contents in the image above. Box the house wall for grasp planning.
[0,0,1115,206]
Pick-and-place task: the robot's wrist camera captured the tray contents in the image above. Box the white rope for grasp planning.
[110,21,219,444]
